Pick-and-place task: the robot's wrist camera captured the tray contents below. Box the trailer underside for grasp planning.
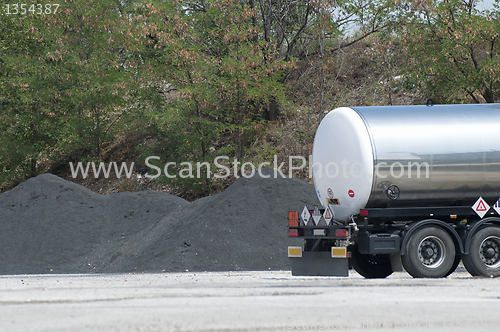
[288,206,500,278]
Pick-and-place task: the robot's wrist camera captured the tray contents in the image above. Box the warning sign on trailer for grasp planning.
[301,206,311,226]
[312,206,322,226]
[323,206,334,226]
[472,197,490,218]
[493,199,500,216]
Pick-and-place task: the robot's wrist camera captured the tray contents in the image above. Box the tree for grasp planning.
[133,0,400,194]
[265,0,396,123]
[396,0,500,103]
[138,0,291,174]
[0,0,141,189]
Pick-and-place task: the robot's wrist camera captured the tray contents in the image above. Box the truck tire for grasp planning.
[444,255,461,278]
[350,246,393,278]
[462,227,500,277]
[402,226,455,278]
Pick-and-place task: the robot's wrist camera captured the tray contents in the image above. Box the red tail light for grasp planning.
[360,209,368,216]
[287,229,299,237]
[335,229,349,237]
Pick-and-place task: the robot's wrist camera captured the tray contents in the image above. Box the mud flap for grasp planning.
[289,251,349,277]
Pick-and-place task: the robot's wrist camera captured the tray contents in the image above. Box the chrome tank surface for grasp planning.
[312,104,500,221]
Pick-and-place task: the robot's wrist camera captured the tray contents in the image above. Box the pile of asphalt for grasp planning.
[0,168,319,274]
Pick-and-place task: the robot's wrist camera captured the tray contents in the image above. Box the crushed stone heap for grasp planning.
[0,168,319,274]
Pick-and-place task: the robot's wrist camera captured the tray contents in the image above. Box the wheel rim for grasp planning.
[479,236,500,269]
[418,236,446,268]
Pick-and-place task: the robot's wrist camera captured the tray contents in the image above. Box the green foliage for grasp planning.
[134,0,294,192]
[2,0,498,195]
[395,0,500,103]
[0,0,142,188]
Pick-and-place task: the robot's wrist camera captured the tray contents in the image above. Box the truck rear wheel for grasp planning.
[462,227,500,277]
[402,226,456,278]
[444,255,461,278]
[350,246,393,278]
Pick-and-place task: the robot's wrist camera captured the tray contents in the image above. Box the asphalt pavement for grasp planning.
[1,270,499,332]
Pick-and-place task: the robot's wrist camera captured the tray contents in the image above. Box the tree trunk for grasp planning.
[30,158,36,178]
[482,88,495,103]
[30,121,38,178]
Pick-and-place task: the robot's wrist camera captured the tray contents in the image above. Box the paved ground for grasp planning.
[1,270,499,332]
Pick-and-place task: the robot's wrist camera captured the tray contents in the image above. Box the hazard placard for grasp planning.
[493,198,500,216]
[472,197,490,218]
[301,206,311,226]
[323,206,334,226]
[312,206,321,226]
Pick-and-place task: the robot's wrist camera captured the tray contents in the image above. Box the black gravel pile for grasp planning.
[0,168,319,274]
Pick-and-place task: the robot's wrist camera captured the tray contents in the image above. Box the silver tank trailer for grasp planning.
[312,104,500,221]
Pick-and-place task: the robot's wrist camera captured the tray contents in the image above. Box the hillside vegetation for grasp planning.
[1,0,499,199]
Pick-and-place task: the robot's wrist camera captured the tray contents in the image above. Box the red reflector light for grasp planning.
[288,229,299,237]
[335,229,349,237]
[360,209,368,216]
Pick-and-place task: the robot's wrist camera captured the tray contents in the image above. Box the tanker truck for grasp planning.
[287,103,500,278]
